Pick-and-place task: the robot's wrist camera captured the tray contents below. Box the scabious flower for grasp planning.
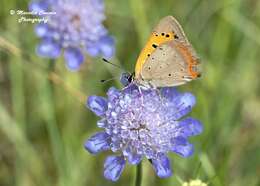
[182,179,208,186]
[84,83,203,181]
[29,0,115,71]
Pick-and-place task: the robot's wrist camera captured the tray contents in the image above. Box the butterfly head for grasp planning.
[120,72,135,87]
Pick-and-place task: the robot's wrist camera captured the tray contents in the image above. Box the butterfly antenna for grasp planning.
[100,77,117,84]
[102,58,131,73]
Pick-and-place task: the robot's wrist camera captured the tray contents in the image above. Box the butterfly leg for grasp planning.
[137,86,145,105]
[148,82,165,104]
[155,88,166,104]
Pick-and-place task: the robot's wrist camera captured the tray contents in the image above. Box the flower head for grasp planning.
[182,179,208,186]
[30,0,115,71]
[85,84,203,181]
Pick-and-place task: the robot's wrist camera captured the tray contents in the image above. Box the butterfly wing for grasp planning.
[140,41,201,87]
[153,16,189,43]
[134,16,193,79]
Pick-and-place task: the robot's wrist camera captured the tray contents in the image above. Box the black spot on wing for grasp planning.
[152,44,158,48]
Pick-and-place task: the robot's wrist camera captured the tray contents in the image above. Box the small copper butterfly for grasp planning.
[125,16,201,88]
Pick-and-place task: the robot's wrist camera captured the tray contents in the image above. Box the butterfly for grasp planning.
[122,15,201,88]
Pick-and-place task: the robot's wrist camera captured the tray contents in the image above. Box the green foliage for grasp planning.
[0,0,259,186]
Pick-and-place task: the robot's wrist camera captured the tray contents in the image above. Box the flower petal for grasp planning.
[36,39,61,58]
[161,87,180,100]
[29,1,49,12]
[171,136,194,157]
[86,43,99,57]
[99,36,115,58]
[151,155,172,178]
[90,0,104,11]
[127,153,142,165]
[104,156,125,181]
[178,117,203,137]
[64,47,84,71]
[107,87,120,101]
[122,145,143,165]
[84,132,110,154]
[172,93,196,119]
[97,118,107,128]
[87,96,108,116]
[35,23,50,38]
[179,93,196,108]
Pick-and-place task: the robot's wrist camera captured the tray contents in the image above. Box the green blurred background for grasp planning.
[0,0,260,186]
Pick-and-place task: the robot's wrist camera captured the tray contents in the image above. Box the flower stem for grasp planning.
[135,162,142,186]
[48,59,55,73]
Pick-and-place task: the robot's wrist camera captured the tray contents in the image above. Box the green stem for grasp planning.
[48,59,56,74]
[135,162,142,186]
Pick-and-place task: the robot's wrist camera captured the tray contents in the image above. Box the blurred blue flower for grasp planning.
[30,0,115,71]
[85,85,203,181]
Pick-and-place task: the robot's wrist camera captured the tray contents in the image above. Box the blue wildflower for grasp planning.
[85,85,203,181]
[30,0,115,71]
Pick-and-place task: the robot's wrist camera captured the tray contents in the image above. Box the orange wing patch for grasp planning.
[175,43,200,79]
[135,32,175,77]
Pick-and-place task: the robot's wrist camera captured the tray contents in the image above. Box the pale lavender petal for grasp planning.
[161,87,180,100]
[171,137,194,157]
[36,39,61,58]
[35,23,50,38]
[84,132,110,154]
[64,47,84,71]
[151,155,172,178]
[104,156,125,181]
[87,96,107,116]
[178,117,203,137]
[171,93,196,119]
[127,153,142,165]
[86,44,100,57]
[29,1,48,12]
[99,36,115,58]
